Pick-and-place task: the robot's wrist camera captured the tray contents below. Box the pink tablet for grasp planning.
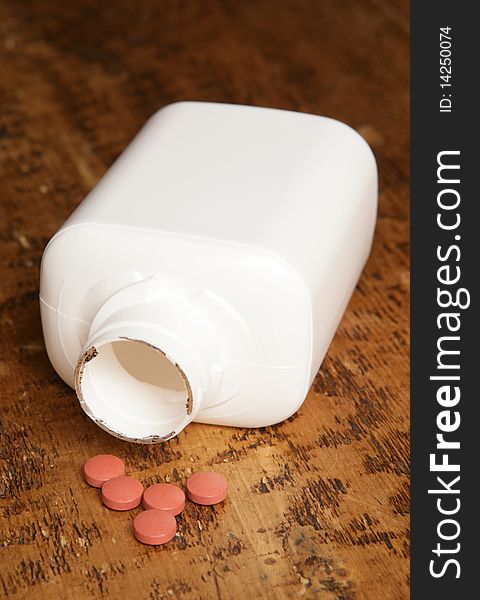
[101,475,144,511]
[143,483,185,516]
[133,510,177,545]
[83,454,125,488]
[186,472,228,505]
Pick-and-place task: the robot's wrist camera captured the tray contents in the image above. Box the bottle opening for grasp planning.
[75,338,193,442]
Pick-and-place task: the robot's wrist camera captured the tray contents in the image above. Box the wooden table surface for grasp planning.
[0,1,409,598]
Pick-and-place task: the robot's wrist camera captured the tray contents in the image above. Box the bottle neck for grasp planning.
[75,279,217,442]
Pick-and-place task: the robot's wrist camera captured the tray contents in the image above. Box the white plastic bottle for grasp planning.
[40,102,377,443]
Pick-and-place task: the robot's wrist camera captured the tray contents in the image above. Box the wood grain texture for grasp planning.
[0,1,409,598]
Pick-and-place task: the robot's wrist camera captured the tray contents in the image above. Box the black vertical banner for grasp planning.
[411,2,477,597]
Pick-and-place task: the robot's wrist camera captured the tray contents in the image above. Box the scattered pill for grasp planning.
[186,472,228,505]
[83,458,229,546]
[143,483,186,515]
[83,454,125,488]
[101,475,144,511]
[133,509,177,545]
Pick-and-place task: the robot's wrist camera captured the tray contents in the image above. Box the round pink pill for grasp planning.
[133,509,177,545]
[101,475,144,511]
[83,454,125,488]
[186,472,228,505]
[143,483,185,515]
